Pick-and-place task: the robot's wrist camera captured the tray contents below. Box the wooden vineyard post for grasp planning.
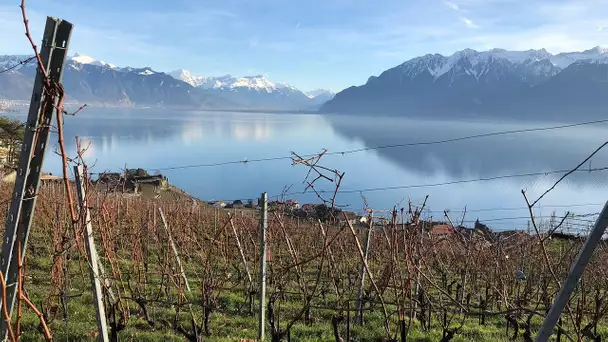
[159,208,191,291]
[258,192,268,341]
[74,165,109,342]
[158,207,199,339]
[0,17,72,339]
[229,214,253,287]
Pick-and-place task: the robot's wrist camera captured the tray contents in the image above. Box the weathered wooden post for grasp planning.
[258,192,268,341]
[229,214,253,286]
[158,207,198,339]
[159,208,191,291]
[74,165,109,342]
[0,17,72,339]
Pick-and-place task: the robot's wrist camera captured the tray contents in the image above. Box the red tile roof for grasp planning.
[431,224,453,236]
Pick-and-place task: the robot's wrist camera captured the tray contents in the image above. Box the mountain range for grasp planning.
[321,47,608,120]
[0,53,334,111]
[4,47,608,119]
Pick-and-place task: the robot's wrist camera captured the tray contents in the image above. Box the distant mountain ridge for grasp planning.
[321,47,608,120]
[169,70,332,109]
[169,69,207,87]
[0,54,333,111]
[306,89,335,104]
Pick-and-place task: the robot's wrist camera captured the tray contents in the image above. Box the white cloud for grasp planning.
[5,0,608,91]
[460,17,480,29]
[444,1,462,11]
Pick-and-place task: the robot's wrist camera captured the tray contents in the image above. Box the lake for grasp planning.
[6,109,608,232]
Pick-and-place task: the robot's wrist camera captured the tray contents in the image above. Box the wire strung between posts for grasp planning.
[461,215,597,224]
[193,166,608,205]
[144,118,608,171]
[0,56,36,74]
[431,203,606,213]
[279,166,608,196]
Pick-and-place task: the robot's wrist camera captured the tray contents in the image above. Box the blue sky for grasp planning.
[1,0,608,92]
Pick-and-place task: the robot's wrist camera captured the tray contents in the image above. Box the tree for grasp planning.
[0,116,24,168]
[314,204,342,223]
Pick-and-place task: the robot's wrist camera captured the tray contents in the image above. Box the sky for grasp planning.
[1,0,608,92]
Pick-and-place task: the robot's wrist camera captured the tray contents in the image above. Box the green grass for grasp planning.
[3,181,605,342]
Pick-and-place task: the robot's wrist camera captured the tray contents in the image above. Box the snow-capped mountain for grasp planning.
[167,71,316,109]
[371,47,608,85]
[169,69,208,87]
[70,53,117,69]
[195,75,314,110]
[196,74,295,92]
[1,54,211,106]
[305,89,335,106]
[0,53,320,110]
[306,89,334,98]
[0,55,35,72]
[196,75,234,89]
[0,55,38,99]
[321,46,608,120]
[170,72,300,93]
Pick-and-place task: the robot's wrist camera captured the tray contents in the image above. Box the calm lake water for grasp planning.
[6,109,608,231]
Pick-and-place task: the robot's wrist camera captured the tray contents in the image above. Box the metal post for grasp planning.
[74,165,109,342]
[535,202,608,342]
[0,17,72,339]
[355,211,373,324]
[258,192,268,341]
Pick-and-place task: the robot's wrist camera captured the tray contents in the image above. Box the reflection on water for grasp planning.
[230,120,271,141]
[181,123,204,145]
[326,115,608,179]
[52,109,282,150]
[6,109,607,231]
[324,114,608,231]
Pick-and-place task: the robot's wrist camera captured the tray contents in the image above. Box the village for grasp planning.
[204,197,555,248]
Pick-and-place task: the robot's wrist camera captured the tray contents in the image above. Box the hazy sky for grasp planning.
[1,0,608,91]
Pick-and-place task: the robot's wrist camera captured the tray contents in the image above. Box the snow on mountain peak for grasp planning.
[138,69,155,76]
[583,46,608,54]
[231,75,278,92]
[70,53,116,69]
[169,69,207,87]
[71,53,97,64]
[400,47,608,81]
[552,47,608,68]
[191,74,300,93]
[0,55,34,71]
[306,89,335,98]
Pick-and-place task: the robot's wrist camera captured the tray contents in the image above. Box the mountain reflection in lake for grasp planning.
[7,108,605,232]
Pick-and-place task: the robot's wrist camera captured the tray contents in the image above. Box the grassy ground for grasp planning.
[1,181,606,341]
[16,230,607,342]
